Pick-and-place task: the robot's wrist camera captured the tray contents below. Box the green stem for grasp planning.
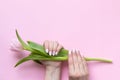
[16,30,112,63]
[37,56,112,63]
[85,57,112,63]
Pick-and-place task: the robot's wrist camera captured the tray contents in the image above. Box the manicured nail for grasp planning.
[72,49,75,53]
[45,49,49,53]
[53,54,55,56]
[69,50,71,54]
[55,52,58,55]
[53,51,55,56]
[49,51,52,56]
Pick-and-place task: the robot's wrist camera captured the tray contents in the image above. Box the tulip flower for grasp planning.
[10,39,23,52]
[14,30,112,67]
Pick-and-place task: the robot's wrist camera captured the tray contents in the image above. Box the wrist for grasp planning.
[45,62,62,69]
[45,65,61,80]
[46,64,61,71]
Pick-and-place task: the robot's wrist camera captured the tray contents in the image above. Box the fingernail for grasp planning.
[69,50,71,54]
[55,52,58,55]
[53,51,55,56]
[72,49,75,53]
[53,54,55,56]
[45,49,49,53]
[52,54,54,56]
[49,51,52,56]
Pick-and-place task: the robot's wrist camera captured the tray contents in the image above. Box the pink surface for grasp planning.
[0,0,120,80]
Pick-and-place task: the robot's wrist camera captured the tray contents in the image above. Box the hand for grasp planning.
[43,40,63,80]
[68,49,89,80]
[42,40,63,68]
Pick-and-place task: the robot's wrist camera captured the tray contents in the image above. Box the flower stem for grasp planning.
[41,56,112,63]
[84,57,112,63]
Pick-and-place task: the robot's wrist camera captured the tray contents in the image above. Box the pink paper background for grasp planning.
[0,0,120,80]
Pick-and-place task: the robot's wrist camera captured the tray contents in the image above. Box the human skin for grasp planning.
[10,40,89,80]
[68,49,89,80]
[43,40,88,80]
[42,40,63,80]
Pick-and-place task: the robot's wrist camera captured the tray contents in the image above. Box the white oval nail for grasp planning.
[69,50,71,54]
[49,51,52,56]
[55,52,58,55]
[52,54,54,56]
[53,51,55,56]
[45,49,49,53]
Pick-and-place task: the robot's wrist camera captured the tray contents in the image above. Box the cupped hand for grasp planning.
[68,49,89,80]
[42,40,63,68]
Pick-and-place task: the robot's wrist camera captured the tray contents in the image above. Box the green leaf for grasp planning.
[16,30,32,51]
[15,56,30,67]
[15,52,112,67]
[15,53,43,67]
[27,41,51,57]
[15,30,112,67]
[27,41,69,57]
[33,60,43,65]
[15,52,68,67]
[56,48,68,57]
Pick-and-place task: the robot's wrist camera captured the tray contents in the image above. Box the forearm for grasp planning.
[45,66,61,80]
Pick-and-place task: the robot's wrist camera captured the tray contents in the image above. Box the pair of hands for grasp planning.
[42,40,88,80]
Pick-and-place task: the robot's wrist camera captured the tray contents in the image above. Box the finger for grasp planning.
[77,50,85,75]
[52,41,58,56]
[77,51,89,80]
[72,49,79,74]
[56,44,63,55]
[68,50,74,76]
[82,56,89,75]
[43,40,49,53]
[48,41,54,56]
